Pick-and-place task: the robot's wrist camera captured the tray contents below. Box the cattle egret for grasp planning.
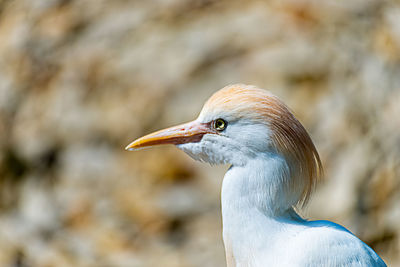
[126,84,386,266]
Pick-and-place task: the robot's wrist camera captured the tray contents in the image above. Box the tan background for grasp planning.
[0,0,399,266]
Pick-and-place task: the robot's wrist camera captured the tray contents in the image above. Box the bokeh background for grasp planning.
[0,0,399,266]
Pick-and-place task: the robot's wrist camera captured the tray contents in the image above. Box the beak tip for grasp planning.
[125,143,136,151]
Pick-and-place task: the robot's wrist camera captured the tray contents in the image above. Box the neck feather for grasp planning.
[221,153,302,217]
[221,155,305,266]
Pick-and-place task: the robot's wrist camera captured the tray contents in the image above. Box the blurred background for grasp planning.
[0,0,399,266]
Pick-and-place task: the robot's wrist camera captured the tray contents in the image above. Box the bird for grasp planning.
[125,84,386,267]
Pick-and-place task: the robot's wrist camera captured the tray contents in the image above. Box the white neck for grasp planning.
[221,154,304,266]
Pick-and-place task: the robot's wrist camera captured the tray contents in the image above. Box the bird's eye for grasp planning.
[213,118,227,131]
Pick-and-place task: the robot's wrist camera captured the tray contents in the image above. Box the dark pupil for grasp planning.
[216,120,224,129]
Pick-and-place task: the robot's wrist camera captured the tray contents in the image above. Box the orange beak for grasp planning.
[125,120,213,151]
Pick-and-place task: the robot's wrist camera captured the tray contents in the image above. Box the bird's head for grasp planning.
[126,84,322,205]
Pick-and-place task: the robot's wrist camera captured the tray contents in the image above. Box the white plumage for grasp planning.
[126,84,386,267]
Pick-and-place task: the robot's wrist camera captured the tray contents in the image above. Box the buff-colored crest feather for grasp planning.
[202,84,323,206]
